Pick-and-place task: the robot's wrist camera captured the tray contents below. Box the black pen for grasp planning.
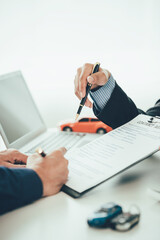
[36,147,46,157]
[75,62,100,120]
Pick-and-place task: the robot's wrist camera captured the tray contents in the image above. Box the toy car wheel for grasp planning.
[96,128,106,134]
[63,127,72,132]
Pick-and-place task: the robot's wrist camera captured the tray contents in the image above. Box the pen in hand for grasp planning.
[75,62,100,121]
[36,147,46,157]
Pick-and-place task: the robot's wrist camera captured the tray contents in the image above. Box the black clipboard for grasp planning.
[61,115,160,198]
[61,148,159,198]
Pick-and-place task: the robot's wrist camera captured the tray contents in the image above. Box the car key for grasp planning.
[87,202,122,228]
[110,206,140,231]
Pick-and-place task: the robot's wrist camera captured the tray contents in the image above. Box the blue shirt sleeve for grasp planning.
[0,167,43,215]
[89,74,116,111]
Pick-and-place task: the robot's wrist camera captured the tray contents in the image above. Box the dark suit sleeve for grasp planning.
[0,167,43,215]
[93,82,145,129]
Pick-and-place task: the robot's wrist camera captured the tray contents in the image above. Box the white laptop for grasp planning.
[0,71,98,154]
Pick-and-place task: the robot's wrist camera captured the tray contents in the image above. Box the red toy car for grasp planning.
[60,117,112,134]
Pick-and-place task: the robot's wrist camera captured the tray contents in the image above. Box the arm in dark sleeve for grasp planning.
[0,167,43,215]
[93,82,145,129]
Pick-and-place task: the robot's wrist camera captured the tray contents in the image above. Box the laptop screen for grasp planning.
[0,72,44,145]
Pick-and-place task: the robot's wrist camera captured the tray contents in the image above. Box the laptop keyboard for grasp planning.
[27,131,86,154]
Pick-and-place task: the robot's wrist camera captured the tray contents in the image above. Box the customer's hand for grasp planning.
[0,149,27,168]
[74,63,111,107]
[27,147,69,197]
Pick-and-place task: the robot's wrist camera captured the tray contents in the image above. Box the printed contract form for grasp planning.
[63,115,160,197]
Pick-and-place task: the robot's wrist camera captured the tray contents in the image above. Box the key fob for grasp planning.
[87,202,122,228]
[110,212,140,231]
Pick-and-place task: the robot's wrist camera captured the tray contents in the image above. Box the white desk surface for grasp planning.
[0,152,160,240]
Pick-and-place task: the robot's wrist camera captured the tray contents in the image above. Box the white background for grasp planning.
[0,0,159,127]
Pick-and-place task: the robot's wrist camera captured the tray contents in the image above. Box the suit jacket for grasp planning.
[0,167,42,215]
[93,82,160,129]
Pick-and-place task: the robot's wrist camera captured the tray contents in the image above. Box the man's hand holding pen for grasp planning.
[27,147,69,197]
[74,63,111,108]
